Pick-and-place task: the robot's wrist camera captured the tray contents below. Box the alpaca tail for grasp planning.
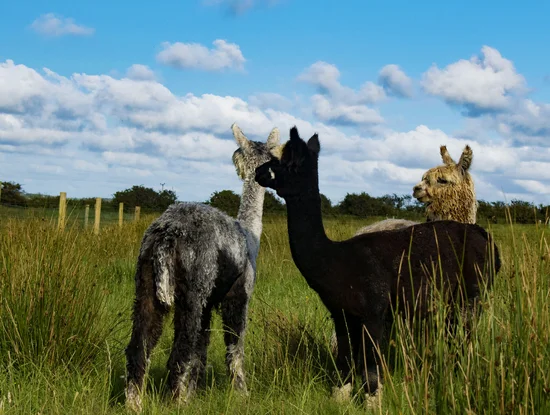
[491,236,502,276]
[152,239,177,307]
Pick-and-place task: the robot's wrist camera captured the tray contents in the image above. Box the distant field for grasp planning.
[0,213,549,414]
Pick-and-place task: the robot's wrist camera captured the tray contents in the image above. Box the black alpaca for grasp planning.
[254,127,501,403]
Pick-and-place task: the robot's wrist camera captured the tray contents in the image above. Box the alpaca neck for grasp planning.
[284,188,331,275]
[426,188,477,224]
[237,177,266,249]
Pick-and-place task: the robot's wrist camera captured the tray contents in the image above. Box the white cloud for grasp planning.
[125,64,156,81]
[421,46,526,114]
[73,159,109,173]
[514,179,550,194]
[311,95,384,126]
[320,154,426,186]
[249,93,293,111]
[30,13,95,37]
[298,61,342,93]
[154,132,239,160]
[427,47,550,145]
[0,124,72,146]
[102,151,164,168]
[112,167,153,178]
[514,161,550,181]
[299,61,386,104]
[30,163,65,175]
[1,58,549,205]
[378,64,413,98]
[496,99,550,144]
[0,114,23,129]
[298,61,386,127]
[156,39,245,71]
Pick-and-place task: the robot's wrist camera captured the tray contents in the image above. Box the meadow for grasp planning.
[0,210,549,414]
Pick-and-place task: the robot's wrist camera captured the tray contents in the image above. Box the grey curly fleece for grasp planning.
[124,124,280,412]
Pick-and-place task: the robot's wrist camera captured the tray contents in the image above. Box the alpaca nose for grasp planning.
[413,185,421,192]
[255,165,271,186]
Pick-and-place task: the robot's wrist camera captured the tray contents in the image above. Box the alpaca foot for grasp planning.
[125,382,143,413]
[331,383,352,403]
[173,378,197,406]
[171,364,198,406]
[364,384,383,410]
[227,345,248,395]
[231,371,249,396]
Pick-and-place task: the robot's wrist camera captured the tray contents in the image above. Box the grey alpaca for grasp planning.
[124,124,280,412]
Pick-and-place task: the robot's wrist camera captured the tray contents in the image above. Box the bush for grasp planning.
[0,181,27,207]
[112,185,177,211]
[320,193,333,216]
[208,190,241,217]
[336,192,396,217]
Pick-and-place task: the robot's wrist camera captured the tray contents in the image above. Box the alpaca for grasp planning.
[124,124,280,412]
[355,144,476,236]
[254,127,500,403]
[413,144,476,223]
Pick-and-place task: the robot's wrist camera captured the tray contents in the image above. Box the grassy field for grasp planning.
[0,213,549,414]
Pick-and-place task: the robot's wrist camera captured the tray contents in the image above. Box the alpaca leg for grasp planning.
[221,272,252,393]
[196,306,214,387]
[125,264,168,413]
[359,320,384,408]
[167,300,205,404]
[331,313,360,402]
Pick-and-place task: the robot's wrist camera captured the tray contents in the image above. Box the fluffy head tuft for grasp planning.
[231,124,280,180]
[413,144,476,223]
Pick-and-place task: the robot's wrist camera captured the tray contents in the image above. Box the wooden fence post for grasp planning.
[84,204,90,228]
[58,192,67,231]
[119,202,124,228]
[94,198,102,235]
[134,206,141,221]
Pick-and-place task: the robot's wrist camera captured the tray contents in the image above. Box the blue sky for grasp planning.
[1,0,550,205]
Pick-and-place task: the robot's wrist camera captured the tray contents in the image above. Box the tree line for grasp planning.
[0,182,177,214]
[1,180,548,224]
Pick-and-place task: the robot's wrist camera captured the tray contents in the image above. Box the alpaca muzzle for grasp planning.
[255,164,276,188]
[413,185,428,200]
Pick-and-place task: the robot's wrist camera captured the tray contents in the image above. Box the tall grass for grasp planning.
[1,218,118,369]
[0,214,548,414]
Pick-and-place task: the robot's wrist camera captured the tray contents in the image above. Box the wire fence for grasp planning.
[0,200,151,232]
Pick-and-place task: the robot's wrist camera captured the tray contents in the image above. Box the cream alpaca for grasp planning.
[355,144,476,236]
[413,144,476,223]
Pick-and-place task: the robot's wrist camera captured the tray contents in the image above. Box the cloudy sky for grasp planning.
[1,0,550,205]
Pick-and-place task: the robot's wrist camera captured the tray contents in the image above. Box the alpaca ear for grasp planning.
[289,126,301,142]
[307,133,320,155]
[267,127,280,148]
[440,145,455,165]
[232,123,250,150]
[457,145,473,172]
[269,144,284,160]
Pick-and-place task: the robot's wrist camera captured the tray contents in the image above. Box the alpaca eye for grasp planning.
[437,178,448,184]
